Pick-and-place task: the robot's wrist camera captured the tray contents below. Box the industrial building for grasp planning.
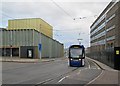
[0,18,64,59]
[90,1,120,68]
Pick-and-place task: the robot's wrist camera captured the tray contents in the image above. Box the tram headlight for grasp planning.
[78,59,81,61]
[70,58,73,60]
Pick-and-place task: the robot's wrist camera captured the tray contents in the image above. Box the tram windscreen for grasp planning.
[70,48,83,58]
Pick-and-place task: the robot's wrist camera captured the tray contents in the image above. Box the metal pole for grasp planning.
[10,31,12,60]
[10,46,12,59]
[39,24,42,60]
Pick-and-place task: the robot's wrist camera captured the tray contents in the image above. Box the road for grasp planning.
[2,58,103,85]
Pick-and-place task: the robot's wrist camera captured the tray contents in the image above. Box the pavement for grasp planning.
[86,57,116,71]
[86,57,119,85]
[0,57,55,63]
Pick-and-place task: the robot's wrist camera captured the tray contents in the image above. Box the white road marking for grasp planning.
[66,75,69,78]
[58,77,66,83]
[57,75,69,83]
[37,78,52,84]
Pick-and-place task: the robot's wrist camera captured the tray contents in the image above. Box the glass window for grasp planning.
[70,48,82,58]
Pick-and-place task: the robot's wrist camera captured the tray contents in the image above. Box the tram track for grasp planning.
[35,67,79,85]
[36,58,103,85]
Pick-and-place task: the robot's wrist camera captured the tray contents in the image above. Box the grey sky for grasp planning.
[1,0,111,48]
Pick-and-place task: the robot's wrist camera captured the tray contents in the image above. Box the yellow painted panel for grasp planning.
[116,50,119,55]
[8,18,53,38]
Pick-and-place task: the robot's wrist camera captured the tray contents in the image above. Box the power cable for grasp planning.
[51,0,74,20]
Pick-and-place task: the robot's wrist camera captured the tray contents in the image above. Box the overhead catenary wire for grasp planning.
[53,28,84,32]
[1,10,53,33]
[51,0,74,20]
[1,10,65,39]
[51,0,97,21]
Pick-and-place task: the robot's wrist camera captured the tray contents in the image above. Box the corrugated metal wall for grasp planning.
[40,33,63,58]
[0,30,2,56]
[1,29,33,47]
[0,29,64,58]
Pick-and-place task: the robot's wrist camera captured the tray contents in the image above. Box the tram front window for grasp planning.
[70,48,82,58]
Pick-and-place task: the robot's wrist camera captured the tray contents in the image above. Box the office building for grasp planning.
[90,0,120,68]
[90,1,120,52]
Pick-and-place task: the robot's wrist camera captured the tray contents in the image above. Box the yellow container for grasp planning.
[8,18,53,38]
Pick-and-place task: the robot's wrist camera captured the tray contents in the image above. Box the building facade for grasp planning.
[0,29,64,58]
[90,0,120,68]
[8,18,53,38]
[90,1,120,52]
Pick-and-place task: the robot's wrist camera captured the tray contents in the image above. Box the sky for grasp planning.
[1,0,112,48]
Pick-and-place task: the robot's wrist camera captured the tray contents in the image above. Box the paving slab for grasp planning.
[86,57,119,85]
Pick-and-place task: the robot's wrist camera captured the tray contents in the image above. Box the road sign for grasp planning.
[39,44,42,51]
[116,50,119,55]
[114,47,120,70]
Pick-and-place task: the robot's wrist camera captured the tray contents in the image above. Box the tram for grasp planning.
[68,45,85,67]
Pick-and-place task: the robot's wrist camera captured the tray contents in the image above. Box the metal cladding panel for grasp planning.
[3,31,5,46]
[40,33,64,58]
[49,38,52,58]
[28,30,33,46]
[25,29,33,46]
[8,18,53,38]
[12,30,16,46]
[52,40,55,57]
[1,29,34,47]
[0,30,2,47]
[33,30,40,46]
[8,31,11,46]
[41,33,45,57]
[2,30,10,47]
[3,31,6,46]
[54,41,58,57]
[41,33,49,57]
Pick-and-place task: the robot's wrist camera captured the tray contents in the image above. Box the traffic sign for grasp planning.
[116,50,119,55]
[39,44,42,51]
